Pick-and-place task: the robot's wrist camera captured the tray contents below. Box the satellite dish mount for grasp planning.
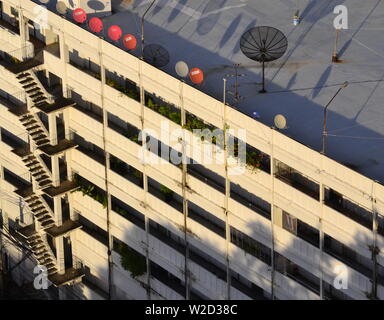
[240,26,288,93]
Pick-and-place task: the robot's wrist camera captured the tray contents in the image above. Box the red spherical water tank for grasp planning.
[123,34,137,50]
[108,25,122,41]
[89,17,103,33]
[72,8,87,24]
[189,68,204,84]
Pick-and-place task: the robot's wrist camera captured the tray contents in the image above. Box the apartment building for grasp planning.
[0,0,383,300]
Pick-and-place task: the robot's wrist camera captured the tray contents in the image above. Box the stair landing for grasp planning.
[43,180,78,197]
[3,58,43,74]
[38,139,78,156]
[48,267,85,287]
[16,225,37,239]
[34,98,76,114]
[45,220,82,238]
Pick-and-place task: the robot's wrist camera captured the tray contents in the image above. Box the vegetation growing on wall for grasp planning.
[72,174,108,208]
[159,184,174,201]
[116,242,147,279]
[146,96,181,125]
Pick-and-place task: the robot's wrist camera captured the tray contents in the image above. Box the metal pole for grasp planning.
[223,78,231,299]
[321,81,348,154]
[141,0,157,59]
[260,60,266,93]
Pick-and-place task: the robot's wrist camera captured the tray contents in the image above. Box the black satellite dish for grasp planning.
[240,26,288,93]
[143,44,170,68]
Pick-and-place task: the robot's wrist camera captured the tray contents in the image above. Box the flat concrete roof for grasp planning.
[54,1,384,183]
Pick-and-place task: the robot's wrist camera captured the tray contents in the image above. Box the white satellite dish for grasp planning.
[175,61,189,78]
[274,114,287,129]
[39,0,50,4]
[56,2,68,15]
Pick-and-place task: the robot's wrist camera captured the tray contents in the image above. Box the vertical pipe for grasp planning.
[180,80,190,300]
[138,59,151,299]
[319,155,325,299]
[98,38,113,300]
[371,181,378,299]
[270,129,276,299]
[223,78,231,299]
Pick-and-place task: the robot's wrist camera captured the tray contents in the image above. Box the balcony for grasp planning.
[325,188,372,231]
[42,180,78,197]
[189,249,226,282]
[38,138,78,156]
[33,97,76,114]
[48,267,85,287]
[275,252,320,296]
[150,261,186,298]
[275,160,319,201]
[0,54,42,74]
[324,235,375,284]
[45,219,82,238]
[0,93,27,115]
[231,275,269,300]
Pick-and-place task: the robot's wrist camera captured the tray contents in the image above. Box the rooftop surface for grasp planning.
[52,0,384,183]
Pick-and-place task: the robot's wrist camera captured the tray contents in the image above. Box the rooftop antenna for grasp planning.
[224,63,246,107]
[274,114,288,129]
[240,26,288,93]
[332,28,341,63]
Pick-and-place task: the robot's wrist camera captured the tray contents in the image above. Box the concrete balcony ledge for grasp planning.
[0,57,42,74]
[45,219,82,238]
[49,267,85,287]
[34,98,76,114]
[43,180,78,197]
[15,186,34,198]
[11,145,31,158]
[16,224,36,239]
[38,139,78,156]
[0,95,27,116]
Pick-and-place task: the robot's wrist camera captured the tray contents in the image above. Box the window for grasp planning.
[230,227,271,265]
[282,212,297,235]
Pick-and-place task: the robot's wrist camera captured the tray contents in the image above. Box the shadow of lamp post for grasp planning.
[321,81,349,155]
[141,0,157,59]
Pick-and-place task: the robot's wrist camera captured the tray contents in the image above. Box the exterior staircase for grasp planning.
[19,112,50,148]
[23,192,55,229]
[26,233,58,276]
[16,69,53,110]
[17,225,58,277]
[22,152,52,189]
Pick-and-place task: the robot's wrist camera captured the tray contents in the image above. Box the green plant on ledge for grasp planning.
[10,56,21,64]
[72,174,108,208]
[246,151,264,172]
[106,77,139,101]
[116,242,146,279]
[114,206,130,218]
[146,97,181,125]
[160,185,174,201]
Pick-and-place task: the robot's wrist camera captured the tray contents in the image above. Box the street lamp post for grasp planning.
[141,0,157,59]
[322,81,349,154]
